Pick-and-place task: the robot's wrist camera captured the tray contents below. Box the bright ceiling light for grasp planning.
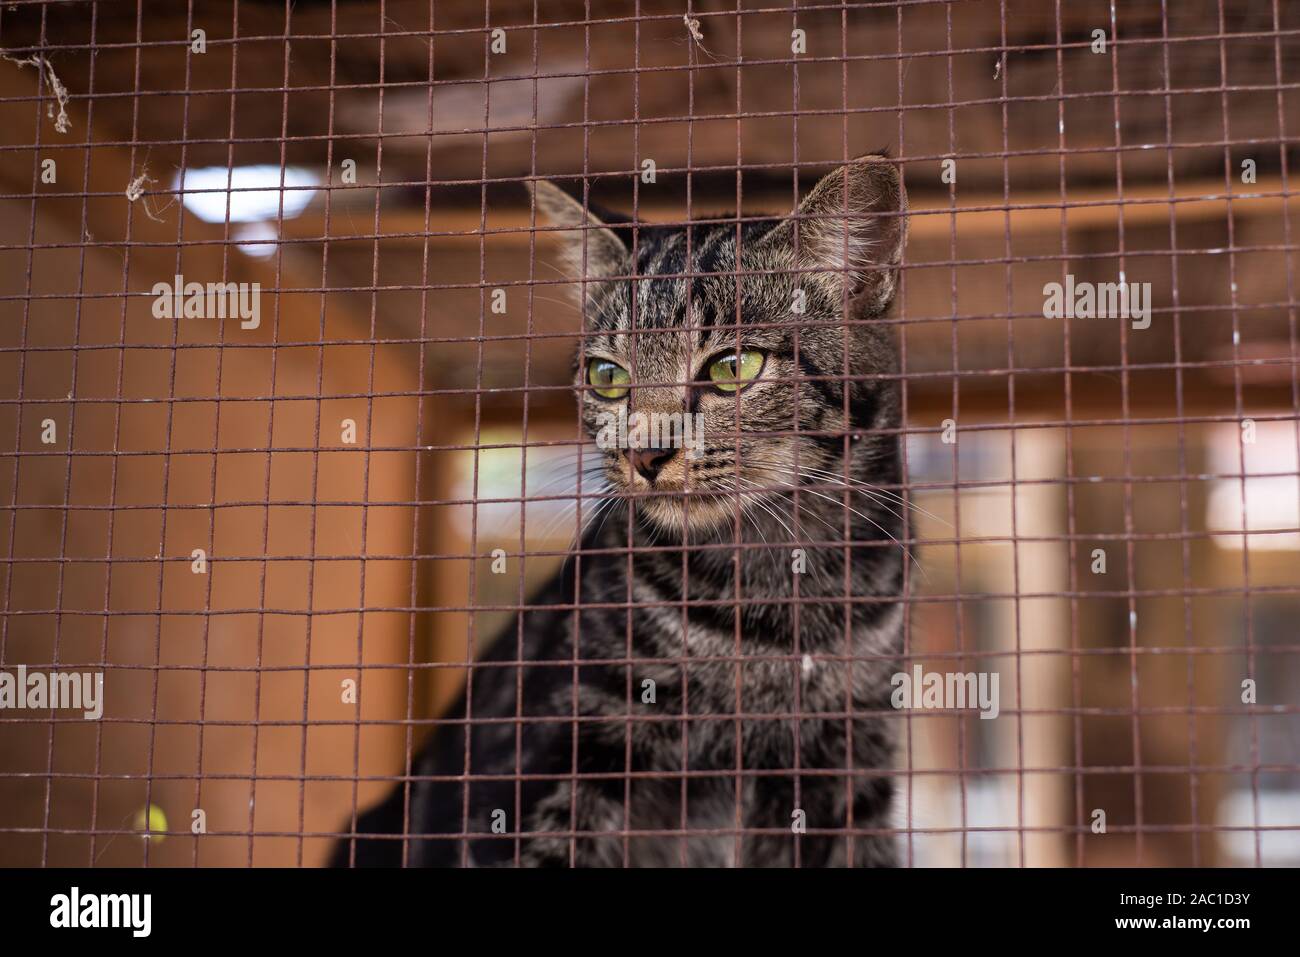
[174,164,318,223]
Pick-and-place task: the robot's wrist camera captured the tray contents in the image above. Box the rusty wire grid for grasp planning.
[0,0,1297,868]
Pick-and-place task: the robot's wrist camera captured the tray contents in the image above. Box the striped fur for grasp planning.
[334,156,909,867]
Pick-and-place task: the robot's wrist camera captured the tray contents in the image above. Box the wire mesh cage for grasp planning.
[0,0,1297,868]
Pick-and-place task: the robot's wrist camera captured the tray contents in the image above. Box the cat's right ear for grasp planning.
[527,180,631,285]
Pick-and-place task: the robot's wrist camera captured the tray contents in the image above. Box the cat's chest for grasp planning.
[623,779,756,867]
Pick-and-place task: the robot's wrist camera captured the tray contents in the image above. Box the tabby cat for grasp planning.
[332,154,910,867]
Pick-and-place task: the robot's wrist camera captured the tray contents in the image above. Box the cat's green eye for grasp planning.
[587,358,631,399]
[706,349,764,392]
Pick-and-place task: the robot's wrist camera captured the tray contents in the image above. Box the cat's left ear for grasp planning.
[763,154,907,316]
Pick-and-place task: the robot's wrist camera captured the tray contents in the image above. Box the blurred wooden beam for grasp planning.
[280,176,1293,246]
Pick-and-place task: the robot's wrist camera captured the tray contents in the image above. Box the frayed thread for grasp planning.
[683,14,704,45]
[681,13,718,60]
[125,167,164,223]
[1,51,71,133]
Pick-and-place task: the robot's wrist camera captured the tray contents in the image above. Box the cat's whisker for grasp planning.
[732,476,851,588]
[710,478,795,586]
[520,478,606,545]
[525,470,613,549]
[735,467,929,583]
[585,492,622,546]
[521,468,606,505]
[728,476,803,541]
[729,477,831,587]
[791,484,928,583]
[792,467,948,529]
[721,478,794,540]
[744,457,950,528]
[738,455,920,530]
[742,461,909,528]
[522,452,605,489]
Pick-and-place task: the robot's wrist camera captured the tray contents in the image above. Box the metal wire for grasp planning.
[0,0,1297,868]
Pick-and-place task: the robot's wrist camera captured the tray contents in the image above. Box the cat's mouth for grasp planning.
[629,490,745,537]
[607,447,724,535]
[608,449,803,538]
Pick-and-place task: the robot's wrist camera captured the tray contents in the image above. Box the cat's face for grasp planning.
[532,157,907,538]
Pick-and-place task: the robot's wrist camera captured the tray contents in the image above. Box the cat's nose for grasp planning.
[626,447,677,482]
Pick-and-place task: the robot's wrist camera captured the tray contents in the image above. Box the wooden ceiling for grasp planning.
[1,0,1297,415]
[3,0,1296,192]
